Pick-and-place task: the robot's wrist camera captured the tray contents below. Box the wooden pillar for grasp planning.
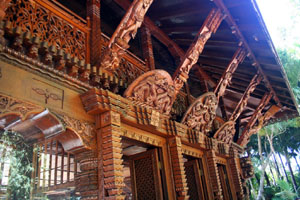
[97,111,125,200]
[87,0,101,66]
[206,149,223,200]
[228,148,244,200]
[141,25,155,70]
[168,136,189,200]
[0,0,11,21]
[75,150,99,200]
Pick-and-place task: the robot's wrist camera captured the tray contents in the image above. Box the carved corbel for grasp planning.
[181,92,217,136]
[100,0,153,72]
[214,47,247,100]
[229,73,262,122]
[172,8,224,95]
[0,0,11,21]
[213,121,236,145]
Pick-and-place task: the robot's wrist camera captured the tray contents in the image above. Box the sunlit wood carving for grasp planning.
[173,8,224,94]
[213,121,236,145]
[101,0,153,72]
[214,47,247,100]
[181,92,217,135]
[124,70,175,114]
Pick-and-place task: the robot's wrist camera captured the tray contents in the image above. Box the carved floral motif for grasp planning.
[213,121,236,145]
[115,58,144,84]
[0,94,42,119]
[124,70,175,114]
[181,92,217,135]
[4,0,87,59]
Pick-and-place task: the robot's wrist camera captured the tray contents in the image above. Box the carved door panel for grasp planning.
[129,149,163,200]
[184,159,208,200]
[218,164,233,200]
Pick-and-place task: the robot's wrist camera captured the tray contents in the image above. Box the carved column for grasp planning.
[97,111,125,200]
[228,148,244,200]
[87,0,101,66]
[141,25,155,70]
[75,150,99,200]
[168,136,189,200]
[206,149,223,200]
[0,0,11,21]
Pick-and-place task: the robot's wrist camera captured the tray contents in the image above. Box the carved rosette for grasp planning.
[240,156,254,179]
[181,92,217,135]
[0,94,43,120]
[124,70,175,114]
[213,121,236,145]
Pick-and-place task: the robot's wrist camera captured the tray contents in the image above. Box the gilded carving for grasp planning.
[181,92,217,135]
[124,70,175,114]
[213,121,236,145]
[0,93,43,120]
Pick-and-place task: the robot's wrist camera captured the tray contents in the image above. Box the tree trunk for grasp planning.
[278,153,290,183]
[269,165,276,185]
[264,172,271,186]
[273,153,282,180]
[294,155,300,173]
[284,150,298,193]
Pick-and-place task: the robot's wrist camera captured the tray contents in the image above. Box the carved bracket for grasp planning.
[181,92,217,135]
[213,120,236,145]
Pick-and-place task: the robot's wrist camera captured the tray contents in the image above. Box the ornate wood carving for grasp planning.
[124,70,175,114]
[100,0,153,72]
[214,121,236,145]
[0,93,43,120]
[240,156,254,179]
[173,8,224,95]
[115,58,144,85]
[168,136,189,200]
[214,47,247,100]
[181,92,217,136]
[0,0,11,21]
[228,148,244,199]
[237,93,273,146]
[4,0,88,60]
[229,73,262,122]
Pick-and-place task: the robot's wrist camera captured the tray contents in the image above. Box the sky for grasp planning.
[256,0,300,50]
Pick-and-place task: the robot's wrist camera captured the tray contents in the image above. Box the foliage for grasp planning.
[0,130,33,200]
[273,180,298,200]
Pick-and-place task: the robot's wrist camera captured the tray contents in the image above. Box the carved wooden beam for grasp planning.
[0,0,11,21]
[213,0,283,107]
[141,25,155,70]
[214,47,247,100]
[100,0,153,72]
[237,92,273,146]
[229,73,262,122]
[172,8,224,95]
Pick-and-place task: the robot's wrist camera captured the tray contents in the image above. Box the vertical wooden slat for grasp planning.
[37,144,42,189]
[61,147,64,184]
[67,153,70,182]
[74,159,77,176]
[42,141,47,188]
[54,140,58,185]
[48,140,53,187]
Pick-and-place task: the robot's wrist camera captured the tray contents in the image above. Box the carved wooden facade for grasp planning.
[0,0,298,199]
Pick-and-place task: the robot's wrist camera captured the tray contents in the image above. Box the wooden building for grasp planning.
[0,0,298,199]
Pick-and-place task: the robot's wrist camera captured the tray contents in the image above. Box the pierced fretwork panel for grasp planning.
[4,0,88,60]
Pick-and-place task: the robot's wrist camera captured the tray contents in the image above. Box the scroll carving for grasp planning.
[0,94,43,120]
[214,48,247,100]
[181,92,217,135]
[4,0,87,59]
[57,114,96,149]
[100,0,153,72]
[229,73,262,122]
[240,156,254,179]
[213,121,236,145]
[173,8,224,94]
[124,70,175,114]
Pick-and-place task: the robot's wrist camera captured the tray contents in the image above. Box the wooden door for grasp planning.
[184,159,208,200]
[129,149,163,200]
[218,164,233,200]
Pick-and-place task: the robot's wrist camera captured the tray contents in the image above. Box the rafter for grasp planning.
[172,8,224,95]
[213,0,283,107]
[229,73,262,122]
[100,0,153,72]
[141,25,155,70]
[214,47,247,100]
